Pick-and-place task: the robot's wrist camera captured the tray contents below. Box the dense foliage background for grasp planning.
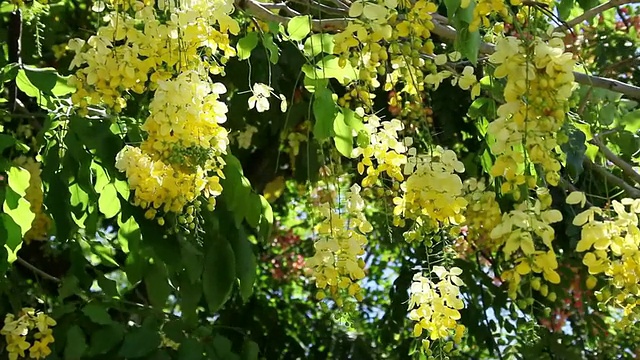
[1,0,640,359]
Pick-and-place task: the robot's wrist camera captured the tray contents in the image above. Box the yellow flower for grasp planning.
[6,335,30,360]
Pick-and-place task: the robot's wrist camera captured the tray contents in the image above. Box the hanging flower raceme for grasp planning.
[1,308,56,360]
[393,146,467,234]
[306,184,372,306]
[68,0,238,113]
[13,157,51,243]
[408,266,466,351]
[487,35,575,196]
[462,0,522,32]
[461,178,502,252]
[490,189,563,299]
[352,114,408,187]
[116,71,228,216]
[570,193,640,321]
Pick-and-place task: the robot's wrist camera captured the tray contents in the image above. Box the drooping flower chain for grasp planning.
[306,184,372,305]
[487,35,575,197]
[1,308,56,360]
[408,266,466,352]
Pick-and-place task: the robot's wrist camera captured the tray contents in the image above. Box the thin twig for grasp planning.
[555,0,638,31]
[16,256,61,283]
[583,159,640,198]
[573,72,640,100]
[590,135,640,185]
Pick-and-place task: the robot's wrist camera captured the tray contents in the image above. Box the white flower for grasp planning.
[278,94,288,112]
[248,83,273,112]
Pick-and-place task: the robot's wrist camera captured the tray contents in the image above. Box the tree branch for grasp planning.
[555,0,639,31]
[583,159,640,198]
[573,72,640,100]
[235,0,640,100]
[287,0,348,15]
[16,256,61,283]
[589,135,640,185]
[260,2,302,16]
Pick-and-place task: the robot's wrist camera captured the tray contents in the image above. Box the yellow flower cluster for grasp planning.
[408,266,466,349]
[68,0,238,218]
[1,308,56,360]
[487,36,575,195]
[383,0,439,96]
[461,178,502,252]
[13,157,51,244]
[571,195,640,319]
[490,189,563,298]
[352,115,408,187]
[68,0,238,113]
[333,0,438,105]
[425,53,481,99]
[306,184,372,304]
[393,146,467,233]
[115,71,227,216]
[462,0,521,32]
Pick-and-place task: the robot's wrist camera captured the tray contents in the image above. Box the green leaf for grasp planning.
[178,338,204,360]
[58,275,80,299]
[600,103,616,126]
[45,174,73,241]
[178,272,202,322]
[333,112,353,158]
[241,340,260,360]
[302,55,356,85]
[262,34,280,64]
[118,326,161,358]
[82,303,113,325]
[468,98,490,119]
[303,33,335,57]
[259,195,273,241]
[312,87,337,141]
[89,323,124,355]
[211,335,235,359]
[203,235,236,313]
[621,109,640,132]
[3,188,35,240]
[577,0,598,11]
[15,66,74,107]
[0,213,22,251]
[180,241,204,284]
[1,63,19,82]
[557,0,574,19]
[237,33,259,60]
[118,214,140,254]
[7,166,30,197]
[245,192,262,229]
[456,27,481,65]
[145,263,172,308]
[0,134,16,152]
[443,0,460,17]
[561,127,587,180]
[22,66,75,96]
[65,325,88,360]
[98,183,121,219]
[228,225,257,301]
[287,16,311,41]
[342,107,364,132]
[97,273,120,297]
